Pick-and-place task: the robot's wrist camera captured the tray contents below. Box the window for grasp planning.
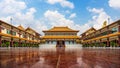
[51,41,53,44]
[69,41,70,44]
[111,28,118,33]
[72,41,74,44]
[1,26,5,30]
[23,34,26,38]
[101,32,107,35]
[32,38,34,40]
[47,41,49,44]
[7,29,11,34]
[12,31,16,36]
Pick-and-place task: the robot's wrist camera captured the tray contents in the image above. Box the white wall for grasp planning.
[1,29,7,34]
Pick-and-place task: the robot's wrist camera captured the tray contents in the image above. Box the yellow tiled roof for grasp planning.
[42,35,80,39]
[81,27,96,35]
[43,26,79,32]
[82,32,120,43]
[17,25,25,30]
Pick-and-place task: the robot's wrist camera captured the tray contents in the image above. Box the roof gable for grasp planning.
[81,27,96,35]
[25,27,40,35]
[17,25,25,30]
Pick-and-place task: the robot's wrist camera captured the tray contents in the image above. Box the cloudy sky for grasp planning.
[0,0,120,35]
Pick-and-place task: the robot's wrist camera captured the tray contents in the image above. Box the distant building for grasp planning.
[81,19,120,47]
[42,26,80,47]
[0,20,40,47]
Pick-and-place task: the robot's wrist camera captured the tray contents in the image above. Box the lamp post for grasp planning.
[10,17,13,47]
[10,18,12,25]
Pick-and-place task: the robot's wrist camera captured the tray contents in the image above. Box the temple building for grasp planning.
[42,26,80,47]
[0,20,41,47]
[81,19,120,47]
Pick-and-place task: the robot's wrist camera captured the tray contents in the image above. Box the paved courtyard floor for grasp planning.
[0,47,120,68]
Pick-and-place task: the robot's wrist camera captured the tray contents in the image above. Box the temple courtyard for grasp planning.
[0,46,120,68]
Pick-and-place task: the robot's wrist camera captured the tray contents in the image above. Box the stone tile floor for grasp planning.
[0,47,120,68]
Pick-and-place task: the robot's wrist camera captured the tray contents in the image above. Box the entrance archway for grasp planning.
[56,40,65,47]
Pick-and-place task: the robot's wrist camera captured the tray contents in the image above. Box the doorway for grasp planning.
[56,40,65,47]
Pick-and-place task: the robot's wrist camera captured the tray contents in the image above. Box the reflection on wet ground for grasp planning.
[0,47,120,68]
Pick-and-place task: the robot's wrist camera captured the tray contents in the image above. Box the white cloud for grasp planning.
[109,0,120,9]
[46,0,63,4]
[46,0,74,9]
[65,10,70,14]
[0,0,26,16]
[44,10,74,26]
[69,13,76,19]
[87,8,112,29]
[0,0,48,35]
[88,8,104,14]
[44,10,90,35]
[0,0,114,36]
[60,0,74,9]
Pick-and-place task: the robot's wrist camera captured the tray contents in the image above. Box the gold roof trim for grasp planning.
[83,32,120,43]
[43,26,79,32]
[42,35,80,39]
[81,27,96,35]
[0,33,39,43]
[17,25,25,30]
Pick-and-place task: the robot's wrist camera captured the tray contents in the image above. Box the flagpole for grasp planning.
[10,17,12,48]
[10,17,12,25]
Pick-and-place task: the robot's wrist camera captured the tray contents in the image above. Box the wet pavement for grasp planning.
[0,47,120,68]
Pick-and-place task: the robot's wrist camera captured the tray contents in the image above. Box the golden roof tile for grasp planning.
[42,35,80,39]
[17,25,25,30]
[43,26,79,32]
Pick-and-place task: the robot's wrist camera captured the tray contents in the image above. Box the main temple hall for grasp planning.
[42,26,80,47]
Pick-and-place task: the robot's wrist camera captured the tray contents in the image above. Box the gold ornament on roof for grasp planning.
[102,21,107,28]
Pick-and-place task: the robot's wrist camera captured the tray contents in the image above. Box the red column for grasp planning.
[118,25,120,47]
[118,24,120,32]
[0,23,1,33]
[99,39,101,46]
[107,26,110,47]
[24,33,26,47]
[107,38,110,47]
[118,36,120,47]
[0,24,1,46]
[19,39,21,47]
[10,38,13,47]
[0,36,1,47]
[10,26,13,47]
[19,32,21,47]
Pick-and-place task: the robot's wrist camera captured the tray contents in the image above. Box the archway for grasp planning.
[56,40,65,47]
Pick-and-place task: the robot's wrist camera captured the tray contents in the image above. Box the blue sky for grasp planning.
[0,0,120,35]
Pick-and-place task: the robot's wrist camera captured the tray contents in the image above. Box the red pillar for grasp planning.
[10,38,13,47]
[107,38,110,47]
[107,26,110,47]
[118,25,120,47]
[10,26,13,47]
[24,33,27,46]
[19,39,21,47]
[0,36,1,47]
[0,24,1,46]
[118,24,120,32]
[0,23,1,32]
[118,36,120,47]
[19,33,21,47]
[99,39,101,46]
